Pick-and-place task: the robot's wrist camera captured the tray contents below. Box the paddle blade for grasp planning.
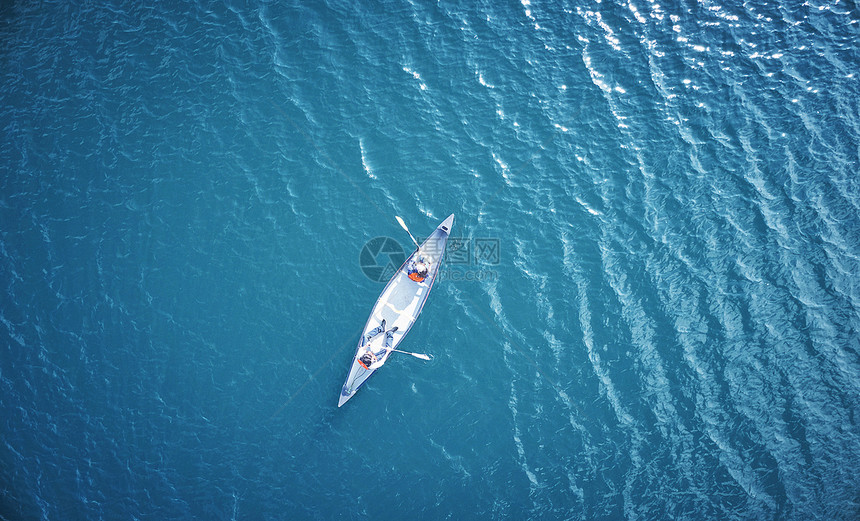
[393,348,432,360]
[395,215,409,231]
[395,215,421,250]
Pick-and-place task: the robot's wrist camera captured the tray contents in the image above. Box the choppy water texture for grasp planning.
[2,0,859,519]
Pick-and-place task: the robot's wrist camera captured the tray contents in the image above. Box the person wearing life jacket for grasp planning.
[358,350,377,370]
[407,258,429,282]
[358,324,398,370]
[358,319,386,369]
[366,326,398,370]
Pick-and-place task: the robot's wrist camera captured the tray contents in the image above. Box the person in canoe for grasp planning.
[358,325,398,370]
[359,319,386,348]
[407,257,430,283]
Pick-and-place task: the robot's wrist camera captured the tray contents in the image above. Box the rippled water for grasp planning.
[2,0,859,519]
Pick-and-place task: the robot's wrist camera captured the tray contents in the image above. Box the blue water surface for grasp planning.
[2,1,859,520]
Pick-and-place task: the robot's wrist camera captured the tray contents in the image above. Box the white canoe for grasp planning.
[338,214,454,407]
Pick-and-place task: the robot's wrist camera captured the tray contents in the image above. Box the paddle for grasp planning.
[390,349,433,361]
[395,215,421,251]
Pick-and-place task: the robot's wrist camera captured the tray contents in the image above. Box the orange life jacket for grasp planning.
[358,352,376,370]
[408,271,425,282]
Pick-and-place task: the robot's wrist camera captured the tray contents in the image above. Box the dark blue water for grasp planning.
[2,1,859,519]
